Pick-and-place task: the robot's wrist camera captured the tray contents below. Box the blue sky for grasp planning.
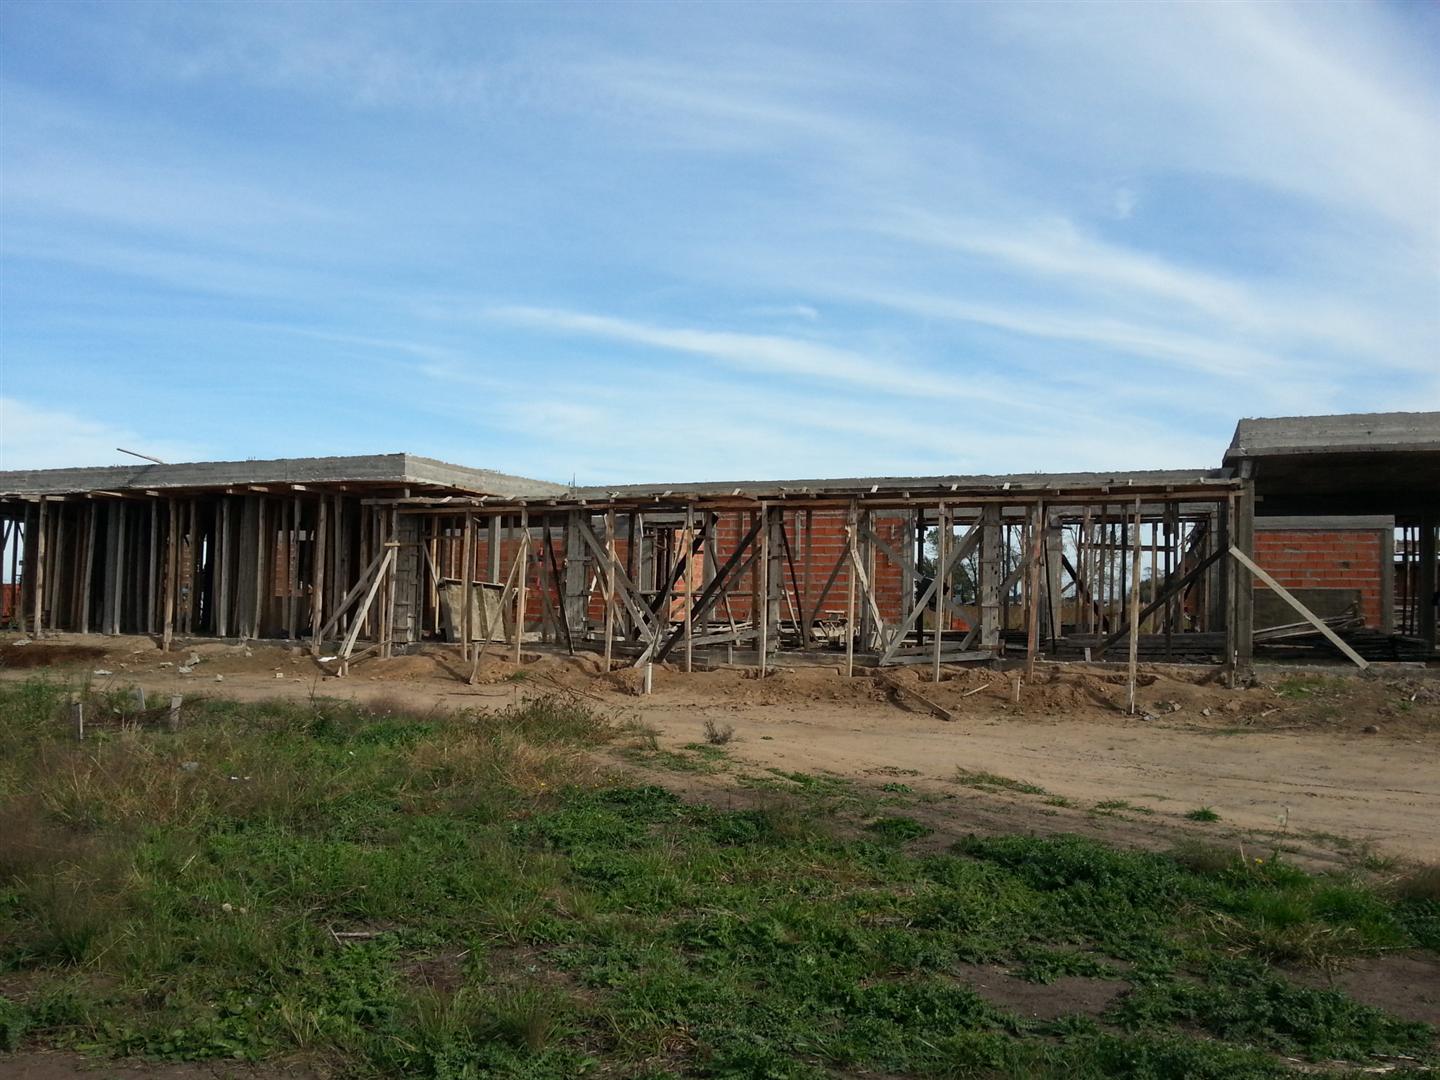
[1,0,1436,484]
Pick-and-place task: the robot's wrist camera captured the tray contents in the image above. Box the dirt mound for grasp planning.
[0,640,109,670]
[366,654,444,680]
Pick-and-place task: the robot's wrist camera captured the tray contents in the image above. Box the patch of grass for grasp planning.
[952,768,1047,796]
[865,815,933,842]
[0,676,1433,1078]
[1094,799,1153,815]
[1186,806,1221,822]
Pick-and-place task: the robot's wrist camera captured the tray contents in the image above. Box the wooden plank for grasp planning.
[513,508,529,665]
[543,518,574,655]
[459,513,473,657]
[875,674,956,723]
[931,505,946,682]
[338,547,395,674]
[1126,500,1143,714]
[683,503,694,672]
[652,514,765,665]
[311,497,326,643]
[844,504,856,678]
[1229,547,1369,669]
[313,544,390,648]
[878,518,982,664]
[1095,546,1224,657]
[162,500,177,651]
[79,504,96,634]
[603,509,616,671]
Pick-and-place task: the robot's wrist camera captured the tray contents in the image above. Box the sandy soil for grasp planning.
[4,633,1438,863]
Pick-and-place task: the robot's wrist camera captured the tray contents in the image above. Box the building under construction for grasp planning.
[2,413,1436,681]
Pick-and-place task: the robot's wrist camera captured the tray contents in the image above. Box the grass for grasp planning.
[952,768,1048,796]
[0,675,1436,1078]
[1187,806,1221,822]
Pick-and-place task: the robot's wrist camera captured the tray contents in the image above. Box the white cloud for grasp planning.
[482,304,1041,409]
[0,398,207,471]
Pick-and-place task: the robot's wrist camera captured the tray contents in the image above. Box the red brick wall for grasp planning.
[1253,528,1384,627]
[429,511,910,631]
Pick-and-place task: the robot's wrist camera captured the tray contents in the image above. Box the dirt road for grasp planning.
[5,634,1437,863]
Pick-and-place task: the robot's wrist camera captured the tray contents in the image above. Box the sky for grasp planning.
[1,0,1437,485]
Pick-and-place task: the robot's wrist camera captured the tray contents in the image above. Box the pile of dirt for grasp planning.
[0,640,109,670]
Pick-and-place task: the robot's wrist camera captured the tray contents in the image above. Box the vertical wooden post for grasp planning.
[1025,502,1043,679]
[1418,510,1436,652]
[162,499,178,652]
[1127,499,1143,714]
[380,512,397,665]
[513,508,529,666]
[33,497,47,636]
[49,504,65,634]
[684,502,695,673]
[603,508,616,671]
[459,512,473,657]
[254,499,267,639]
[979,504,1001,650]
[756,508,770,671]
[932,504,947,682]
[148,500,161,634]
[79,503,96,634]
[844,502,857,678]
[311,498,326,643]
[1234,476,1255,678]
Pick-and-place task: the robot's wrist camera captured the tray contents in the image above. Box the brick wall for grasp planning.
[1253,525,1386,628]
[429,510,911,632]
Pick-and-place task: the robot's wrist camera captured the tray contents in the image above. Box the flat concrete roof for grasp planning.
[0,453,566,499]
[571,467,1233,501]
[1226,412,1440,460]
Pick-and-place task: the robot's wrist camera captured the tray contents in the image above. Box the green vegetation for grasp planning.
[952,768,1048,796]
[1,677,1435,1078]
[1187,806,1221,822]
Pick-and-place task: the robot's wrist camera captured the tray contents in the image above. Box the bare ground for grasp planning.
[3,633,1439,864]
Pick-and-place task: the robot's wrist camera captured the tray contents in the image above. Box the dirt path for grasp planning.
[5,633,1437,863]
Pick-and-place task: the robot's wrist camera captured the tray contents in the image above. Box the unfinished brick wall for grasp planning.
[427,509,914,635]
[1253,525,1386,628]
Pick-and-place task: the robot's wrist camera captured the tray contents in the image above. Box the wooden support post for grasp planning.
[1231,547,1369,669]
[1419,511,1437,652]
[254,498,267,639]
[564,509,587,638]
[460,513,473,657]
[684,502,695,673]
[32,497,47,636]
[162,500,178,652]
[338,546,395,675]
[603,509,616,671]
[311,497,326,642]
[167,500,180,636]
[845,503,857,678]
[932,504,946,683]
[980,504,1001,650]
[514,508,529,666]
[1234,476,1255,677]
[79,504,96,634]
[1025,502,1043,679]
[1127,500,1143,714]
[49,504,64,634]
[756,509,769,671]
[1044,512,1063,646]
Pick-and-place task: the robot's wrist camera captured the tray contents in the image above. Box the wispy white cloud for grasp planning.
[0,398,208,470]
[482,305,1037,409]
